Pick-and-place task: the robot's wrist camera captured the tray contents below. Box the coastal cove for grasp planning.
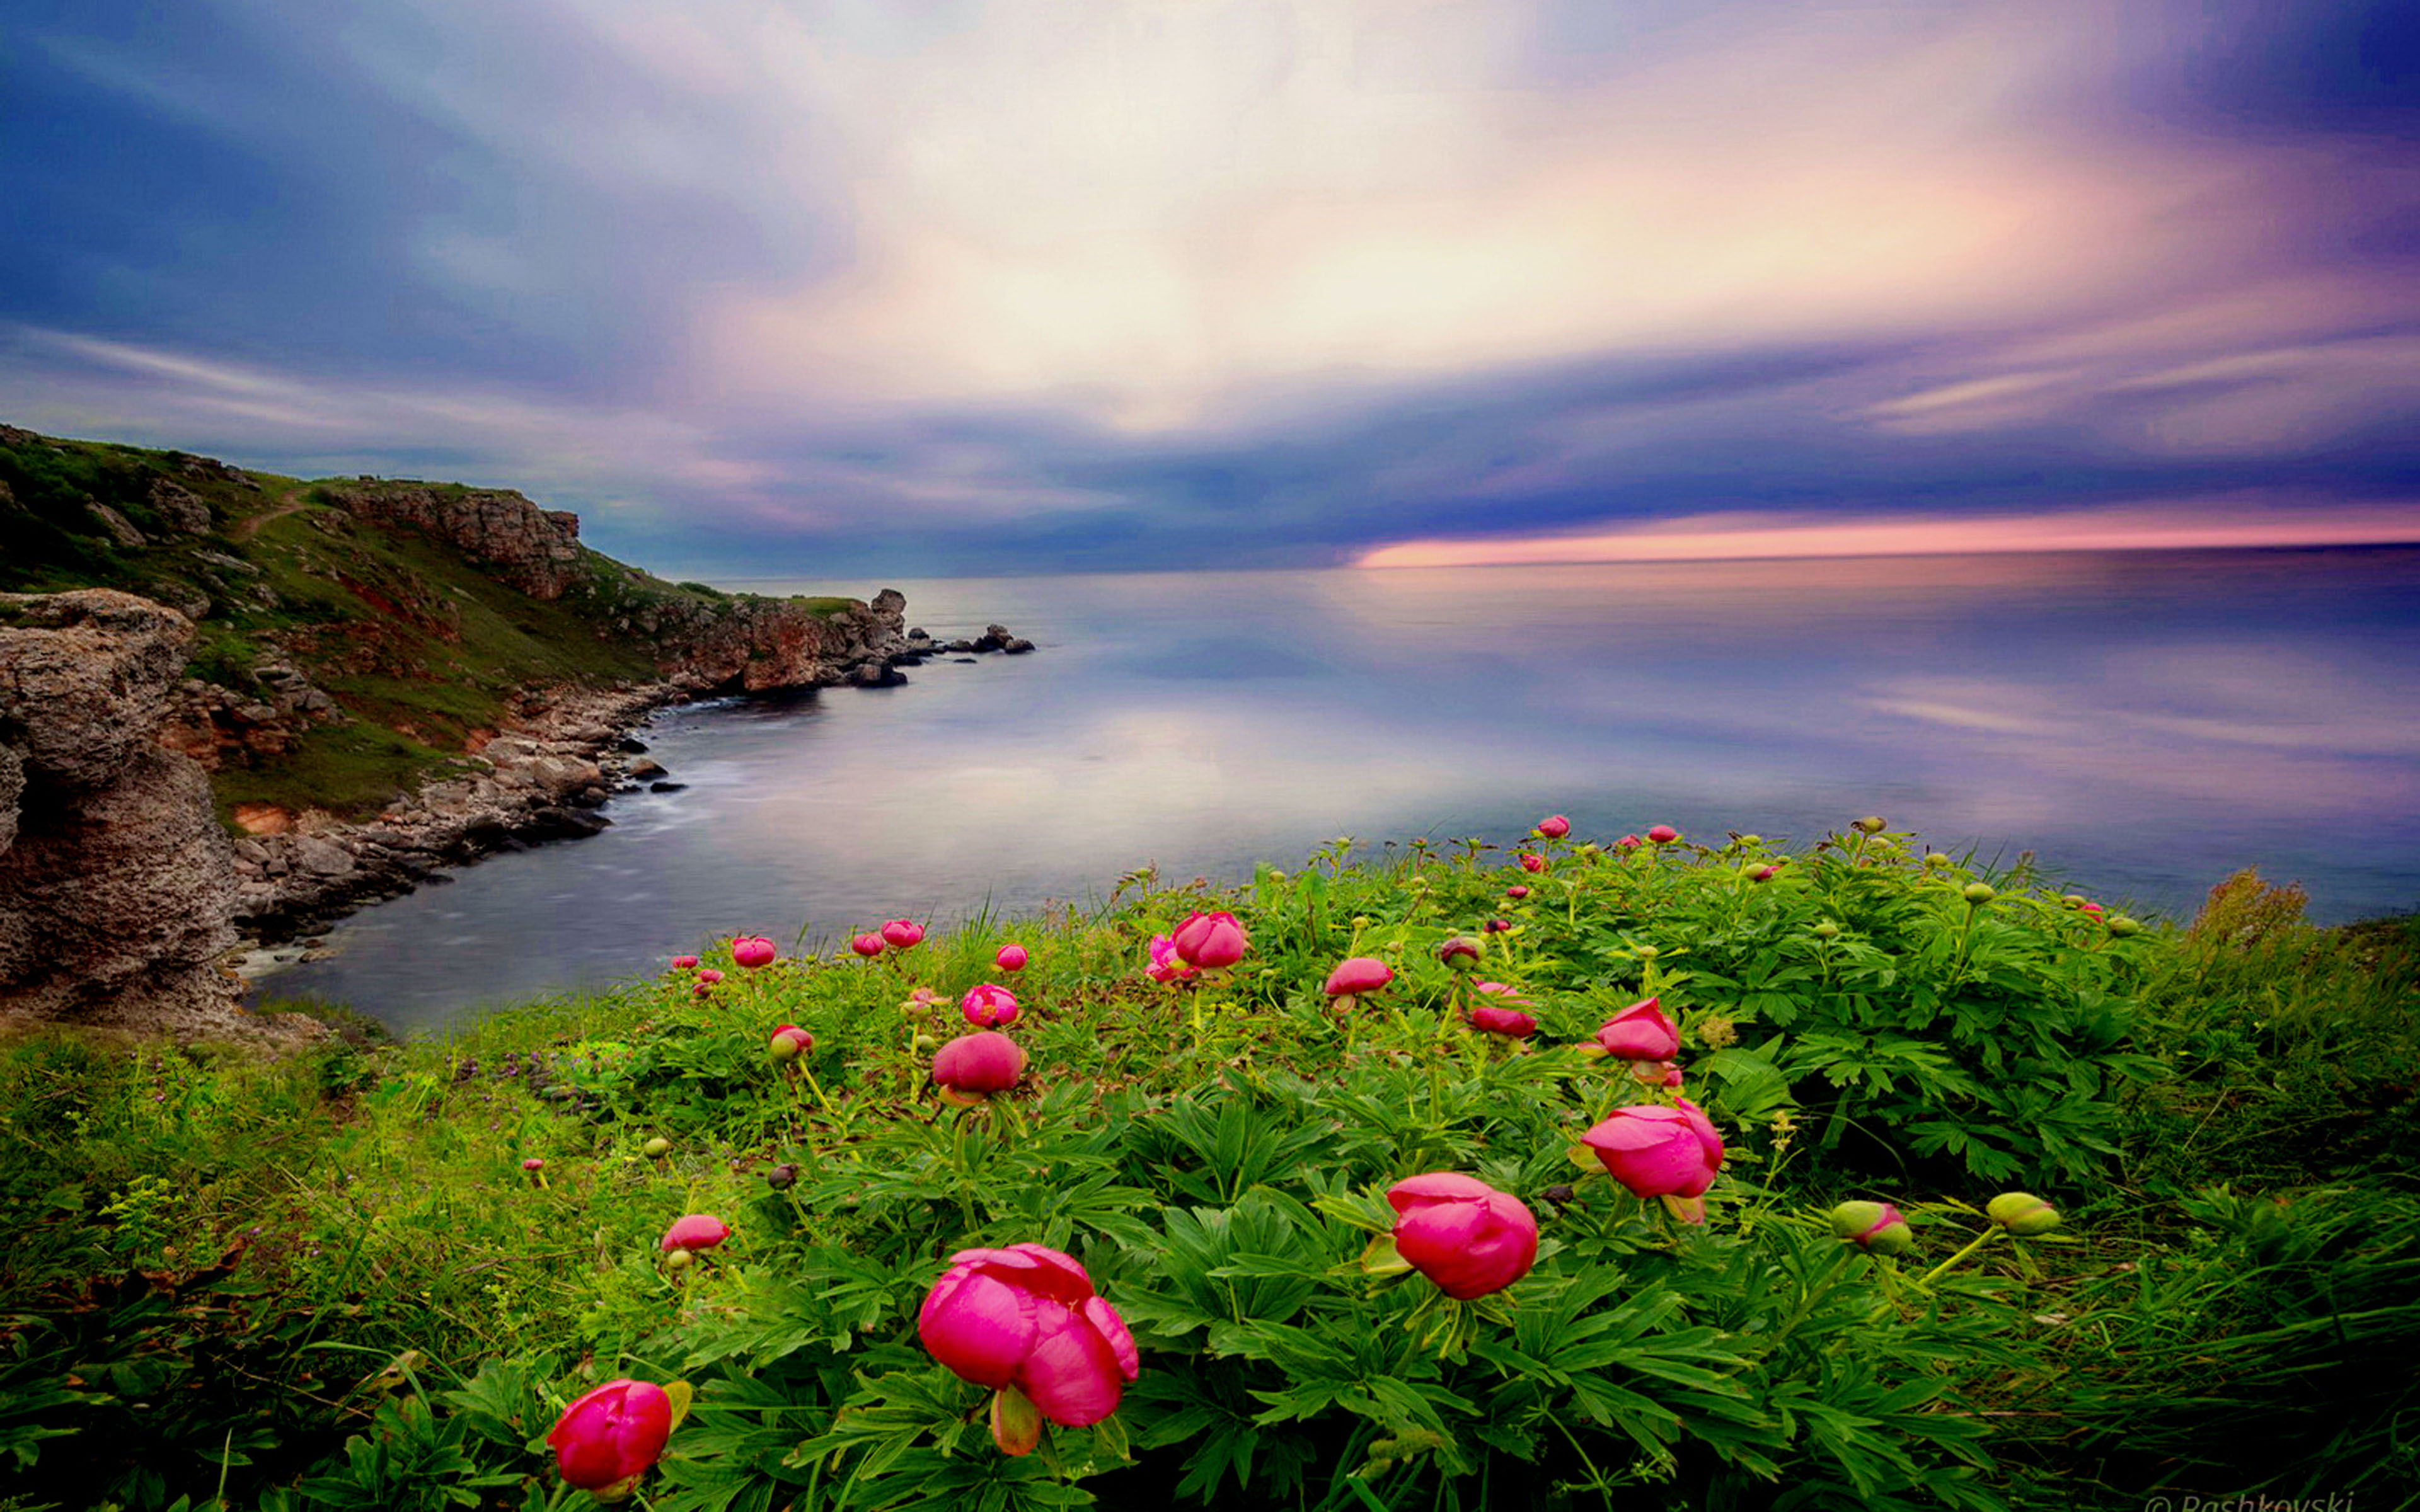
[260,546,2420,1032]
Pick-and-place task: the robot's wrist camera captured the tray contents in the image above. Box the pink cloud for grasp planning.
[1354,500,2420,570]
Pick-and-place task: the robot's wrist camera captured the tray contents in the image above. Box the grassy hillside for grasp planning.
[1,828,2411,1511]
[0,425,851,823]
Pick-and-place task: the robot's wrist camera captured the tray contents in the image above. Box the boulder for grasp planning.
[0,591,248,1031]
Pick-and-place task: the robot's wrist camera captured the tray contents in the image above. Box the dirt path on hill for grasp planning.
[231,483,314,541]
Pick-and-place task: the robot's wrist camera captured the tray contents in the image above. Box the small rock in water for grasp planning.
[650,781,688,793]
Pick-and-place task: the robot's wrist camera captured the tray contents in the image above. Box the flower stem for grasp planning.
[1917,1225,2002,1288]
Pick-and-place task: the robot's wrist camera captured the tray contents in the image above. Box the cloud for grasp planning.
[3,1,2415,574]
[1352,498,2420,568]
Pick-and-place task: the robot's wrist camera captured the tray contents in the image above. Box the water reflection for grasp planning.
[264,549,2420,1031]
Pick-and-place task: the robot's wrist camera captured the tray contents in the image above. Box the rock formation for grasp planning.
[321,482,586,600]
[0,591,250,1031]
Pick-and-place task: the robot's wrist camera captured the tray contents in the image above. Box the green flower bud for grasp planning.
[1923,852,1953,868]
[2060,893,2088,908]
[1986,1192,2060,1236]
[1962,882,1997,905]
[2106,915,2140,937]
[1852,816,1887,834]
[1634,944,1659,961]
[1812,921,1840,940]
[1829,1200,1916,1257]
[1736,833,1763,847]
[665,1249,695,1271]
[642,1137,671,1159]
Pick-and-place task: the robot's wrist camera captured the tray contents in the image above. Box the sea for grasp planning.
[258,547,2420,1033]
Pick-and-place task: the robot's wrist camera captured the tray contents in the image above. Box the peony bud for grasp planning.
[1962,883,1997,905]
[769,1024,814,1060]
[932,1031,1026,1102]
[1438,937,1481,971]
[2106,915,2140,937]
[660,1213,730,1252]
[764,1162,799,1190]
[732,936,777,969]
[670,955,700,971]
[1385,1173,1540,1298]
[1812,921,1840,940]
[1645,825,1680,844]
[696,969,724,985]
[522,1157,546,1172]
[1986,1192,2060,1236]
[880,919,926,950]
[851,933,885,958]
[1482,917,1514,934]
[1535,815,1571,839]
[1171,911,1248,970]
[642,1137,671,1159]
[1588,997,1680,1061]
[1614,834,1642,851]
[1323,957,1394,999]
[1829,1200,1915,1256]
[1852,816,1887,833]
[546,1378,674,1494]
[1518,853,1547,874]
[1506,884,1531,899]
[995,944,1028,972]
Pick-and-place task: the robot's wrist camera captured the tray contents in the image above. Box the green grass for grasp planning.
[2,825,2412,1511]
[209,721,475,824]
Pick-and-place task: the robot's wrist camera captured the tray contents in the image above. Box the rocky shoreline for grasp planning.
[228,617,1040,972]
[0,570,1037,1034]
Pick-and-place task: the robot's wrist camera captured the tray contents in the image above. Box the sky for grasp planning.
[3,0,2416,580]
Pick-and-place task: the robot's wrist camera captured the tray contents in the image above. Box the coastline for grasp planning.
[228,616,1035,977]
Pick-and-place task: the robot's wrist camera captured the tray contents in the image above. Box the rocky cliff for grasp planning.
[0,591,250,1032]
[0,426,957,1027]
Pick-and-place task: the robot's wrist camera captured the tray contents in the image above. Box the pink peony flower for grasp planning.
[1323,956,1394,998]
[670,955,700,971]
[1506,885,1531,900]
[1581,1101,1724,1200]
[1535,815,1571,839]
[1171,910,1248,970]
[1587,998,1680,1062]
[1645,825,1680,844]
[522,1157,546,1171]
[660,1213,731,1252]
[546,1378,674,1493]
[996,944,1029,972]
[851,932,885,958]
[1386,1172,1539,1299]
[1465,984,1538,1038]
[1615,834,1643,851]
[1518,853,1547,874]
[880,919,926,950]
[696,968,725,985]
[918,1243,1139,1434]
[1144,934,1196,984]
[961,983,1022,1028]
[732,936,777,969]
[933,1031,1027,1101]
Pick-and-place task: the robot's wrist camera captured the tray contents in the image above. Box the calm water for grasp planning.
[266,549,2420,1032]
